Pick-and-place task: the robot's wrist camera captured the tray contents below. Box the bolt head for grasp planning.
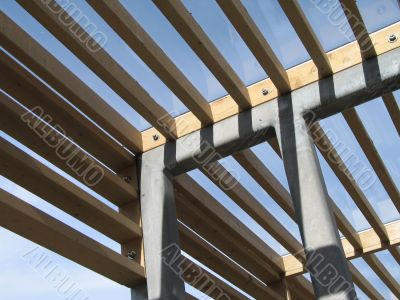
[262,88,269,96]
[389,34,397,43]
[127,250,137,260]
[152,134,160,141]
[123,176,132,183]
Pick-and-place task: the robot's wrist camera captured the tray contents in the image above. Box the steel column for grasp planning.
[276,104,356,299]
[138,147,185,300]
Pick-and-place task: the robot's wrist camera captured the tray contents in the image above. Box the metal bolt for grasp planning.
[388,34,397,43]
[123,176,132,183]
[152,134,160,141]
[261,88,269,96]
[127,250,137,260]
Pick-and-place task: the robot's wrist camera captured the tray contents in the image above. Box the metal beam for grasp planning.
[152,47,400,175]
[139,149,185,299]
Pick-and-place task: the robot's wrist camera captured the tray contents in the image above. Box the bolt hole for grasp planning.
[152,134,160,141]
[262,88,269,96]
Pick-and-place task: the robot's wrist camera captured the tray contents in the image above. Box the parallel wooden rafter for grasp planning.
[382,93,400,135]
[201,160,305,261]
[0,51,133,172]
[312,122,389,241]
[179,223,282,300]
[179,257,249,300]
[87,0,214,125]
[0,188,145,287]
[1,2,399,298]
[142,21,400,152]
[277,0,332,76]
[0,136,141,243]
[348,262,384,300]
[343,108,400,212]
[363,254,400,298]
[339,0,377,59]
[0,92,137,206]
[390,247,400,265]
[0,12,143,153]
[17,0,178,139]
[153,0,252,109]
[175,174,284,280]
[216,0,291,92]
[282,219,400,276]
[233,148,363,250]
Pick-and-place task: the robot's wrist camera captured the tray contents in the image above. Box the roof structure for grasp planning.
[1,0,400,299]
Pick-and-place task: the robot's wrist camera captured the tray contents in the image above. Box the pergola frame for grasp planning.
[1,1,400,299]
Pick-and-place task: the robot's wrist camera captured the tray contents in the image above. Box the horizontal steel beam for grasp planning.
[151,47,400,175]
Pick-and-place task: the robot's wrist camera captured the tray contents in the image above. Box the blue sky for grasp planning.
[1,0,400,299]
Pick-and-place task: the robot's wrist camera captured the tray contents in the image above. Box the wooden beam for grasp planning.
[179,257,248,300]
[141,21,400,152]
[201,161,305,261]
[277,0,332,76]
[233,147,362,251]
[286,276,314,300]
[17,0,177,139]
[233,149,295,219]
[174,176,281,283]
[0,51,133,172]
[382,93,400,136]
[282,220,400,276]
[339,0,377,59]
[348,262,385,300]
[312,122,389,241]
[363,254,400,298]
[175,175,284,275]
[216,0,290,92]
[118,165,145,267]
[87,0,213,125]
[0,136,141,243]
[153,0,252,108]
[389,247,400,265]
[0,92,137,206]
[179,223,282,300]
[343,108,400,212]
[0,12,142,153]
[0,188,145,287]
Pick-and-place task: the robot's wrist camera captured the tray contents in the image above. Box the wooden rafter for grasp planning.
[142,22,400,152]
[201,160,305,261]
[216,0,291,92]
[312,123,389,241]
[153,0,252,108]
[87,0,214,125]
[179,223,282,300]
[363,254,400,298]
[0,188,145,286]
[0,51,133,171]
[339,0,377,59]
[382,93,400,136]
[0,92,137,206]
[17,0,178,139]
[348,262,384,300]
[0,12,143,153]
[0,136,141,243]
[277,0,332,76]
[343,108,400,212]
[282,220,400,276]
